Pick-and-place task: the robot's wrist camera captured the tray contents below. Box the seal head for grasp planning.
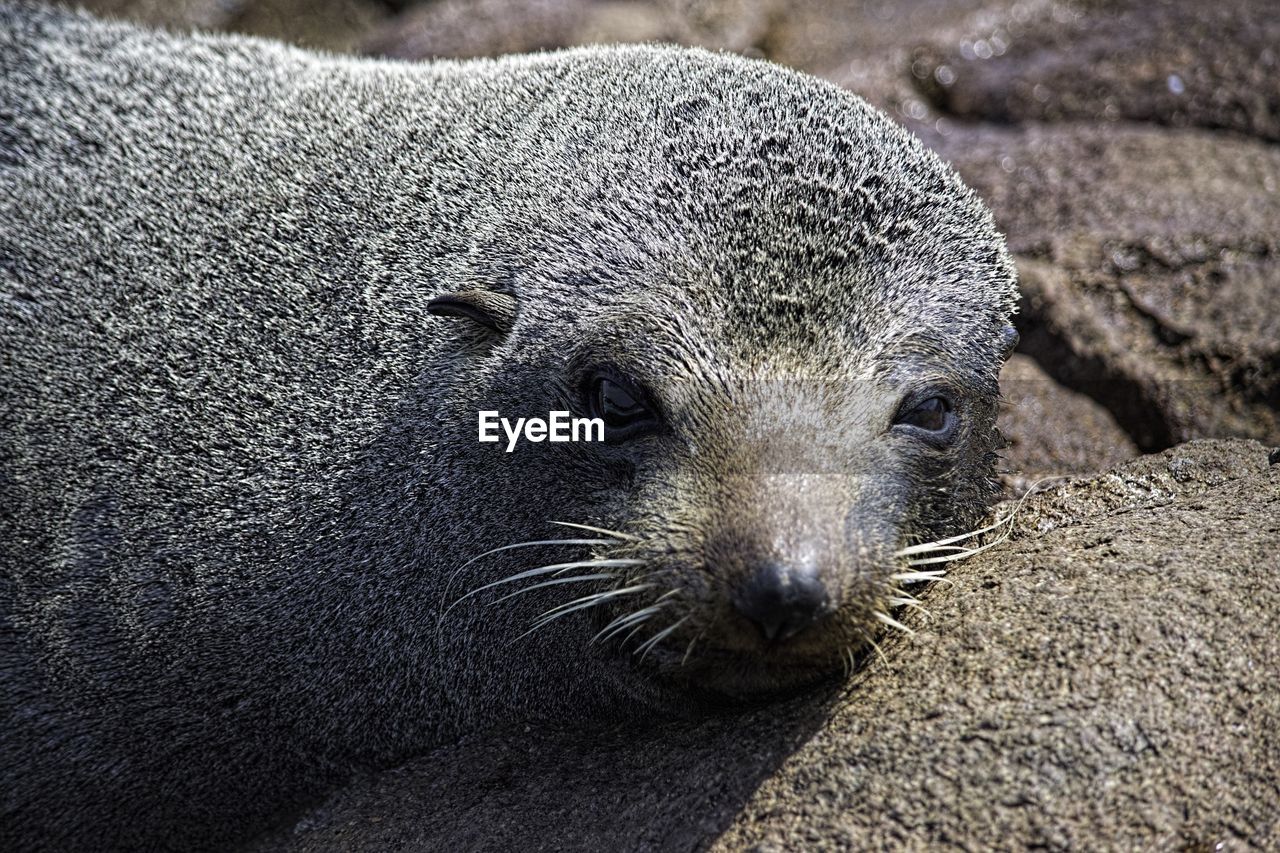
[430,48,1019,699]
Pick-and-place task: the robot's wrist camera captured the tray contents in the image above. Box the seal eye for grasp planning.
[894,395,955,436]
[588,376,655,437]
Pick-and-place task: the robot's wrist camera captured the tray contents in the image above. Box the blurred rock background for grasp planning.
[63,0,1280,488]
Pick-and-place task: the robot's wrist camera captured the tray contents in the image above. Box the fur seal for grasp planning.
[0,2,1017,849]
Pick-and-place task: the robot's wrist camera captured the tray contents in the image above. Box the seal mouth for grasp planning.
[569,551,891,700]
[606,603,871,700]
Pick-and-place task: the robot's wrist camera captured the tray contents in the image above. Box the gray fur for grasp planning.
[0,2,1017,849]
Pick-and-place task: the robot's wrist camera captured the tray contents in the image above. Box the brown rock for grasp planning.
[655,0,778,55]
[931,123,1280,449]
[360,0,781,64]
[570,1,671,47]
[764,0,1010,119]
[67,0,244,31]
[998,354,1138,492]
[228,0,386,52]
[911,0,1280,143]
[254,439,1280,851]
[362,0,587,61]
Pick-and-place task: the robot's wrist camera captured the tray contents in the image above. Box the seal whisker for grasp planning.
[894,543,974,557]
[889,569,951,585]
[548,521,638,541]
[866,635,890,667]
[875,611,915,637]
[635,615,691,662]
[888,596,931,617]
[592,588,683,644]
[619,607,670,648]
[441,538,615,608]
[893,521,1010,557]
[487,573,619,607]
[445,558,643,614]
[904,520,1021,565]
[680,630,705,667]
[512,584,656,644]
[592,604,668,644]
[894,476,1067,560]
[619,617,657,649]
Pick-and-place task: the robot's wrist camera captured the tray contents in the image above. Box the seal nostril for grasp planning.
[733,563,830,643]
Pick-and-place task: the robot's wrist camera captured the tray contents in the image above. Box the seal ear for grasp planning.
[999,325,1020,362]
[427,290,517,334]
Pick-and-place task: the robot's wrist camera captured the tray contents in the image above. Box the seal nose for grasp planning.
[733,563,831,643]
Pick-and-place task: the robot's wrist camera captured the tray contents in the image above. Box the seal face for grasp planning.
[448,189,1016,699]
[431,60,1020,699]
[0,3,1017,847]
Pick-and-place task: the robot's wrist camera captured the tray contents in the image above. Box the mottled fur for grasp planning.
[0,2,1017,849]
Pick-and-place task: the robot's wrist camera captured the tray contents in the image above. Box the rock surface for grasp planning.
[361,0,588,61]
[911,0,1280,142]
[70,0,244,31]
[998,354,1137,492]
[255,439,1279,850]
[933,124,1280,449]
[226,0,385,52]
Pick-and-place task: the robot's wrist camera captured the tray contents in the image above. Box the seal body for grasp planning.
[0,2,1016,848]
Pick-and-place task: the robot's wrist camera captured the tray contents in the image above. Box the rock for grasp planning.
[254,440,1280,851]
[570,2,671,47]
[361,0,780,63]
[56,0,387,52]
[998,354,1138,492]
[655,0,778,56]
[68,0,245,31]
[763,0,1009,119]
[362,0,587,60]
[930,123,1280,449]
[228,0,387,52]
[910,0,1280,143]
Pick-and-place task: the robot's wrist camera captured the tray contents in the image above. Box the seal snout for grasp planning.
[732,562,832,643]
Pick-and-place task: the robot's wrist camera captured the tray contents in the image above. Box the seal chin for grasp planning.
[634,622,854,700]
[648,645,842,700]
[604,580,883,700]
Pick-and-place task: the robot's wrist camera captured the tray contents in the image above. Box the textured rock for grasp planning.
[228,0,386,52]
[998,354,1137,492]
[362,0,586,61]
[766,0,1006,120]
[911,0,1280,142]
[75,0,388,50]
[931,124,1280,449]
[67,0,244,31]
[571,1,671,47]
[257,440,1280,851]
[655,0,778,55]
[361,0,779,63]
